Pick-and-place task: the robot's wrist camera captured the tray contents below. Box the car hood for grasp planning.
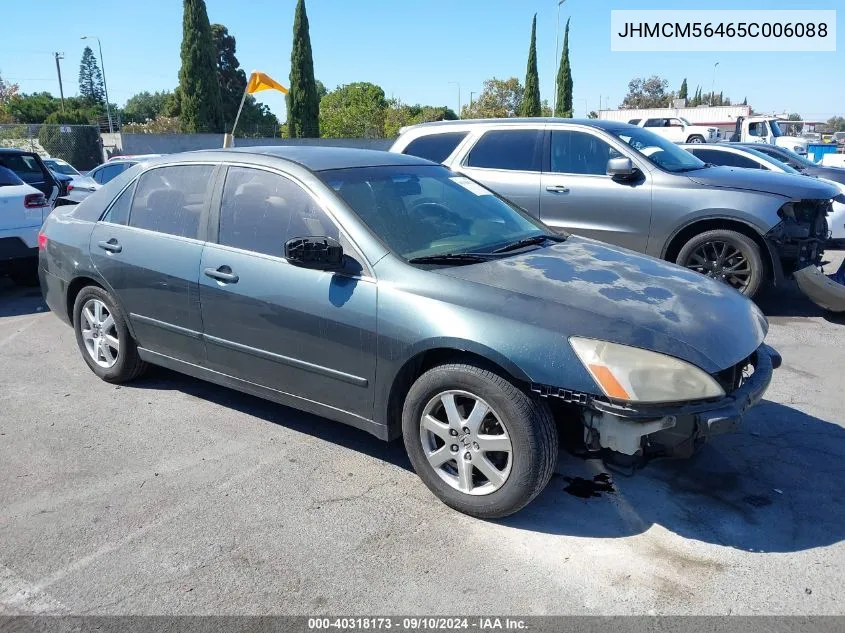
[806,166,845,186]
[438,236,768,373]
[685,166,839,199]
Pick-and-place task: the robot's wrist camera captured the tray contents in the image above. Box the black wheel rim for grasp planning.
[684,240,752,292]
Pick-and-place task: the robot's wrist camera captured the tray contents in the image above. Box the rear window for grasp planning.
[128,165,214,239]
[465,129,543,172]
[0,165,24,187]
[0,154,45,184]
[401,132,468,164]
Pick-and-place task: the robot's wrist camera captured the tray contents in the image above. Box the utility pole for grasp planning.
[53,52,65,111]
[710,61,719,106]
[449,81,461,119]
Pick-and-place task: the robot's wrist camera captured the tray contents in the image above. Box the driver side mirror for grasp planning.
[284,236,344,270]
[606,157,637,179]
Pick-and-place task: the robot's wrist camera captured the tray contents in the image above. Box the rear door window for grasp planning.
[465,129,543,172]
[401,132,468,163]
[217,167,339,257]
[0,154,44,185]
[644,118,665,127]
[128,165,214,239]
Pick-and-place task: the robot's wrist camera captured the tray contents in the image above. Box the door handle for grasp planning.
[204,266,239,283]
[97,239,122,253]
[545,185,569,193]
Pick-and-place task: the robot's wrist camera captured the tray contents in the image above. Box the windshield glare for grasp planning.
[44,160,80,176]
[319,165,552,260]
[611,127,706,173]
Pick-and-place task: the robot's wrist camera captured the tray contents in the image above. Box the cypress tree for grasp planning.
[555,18,573,117]
[288,0,320,137]
[178,0,224,133]
[520,14,541,117]
[679,78,688,100]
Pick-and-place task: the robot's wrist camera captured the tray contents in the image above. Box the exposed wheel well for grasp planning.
[385,348,525,440]
[664,218,773,278]
[66,276,103,323]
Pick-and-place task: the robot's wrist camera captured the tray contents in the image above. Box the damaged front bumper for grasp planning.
[580,344,781,461]
[765,199,831,284]
[795,262,845,312]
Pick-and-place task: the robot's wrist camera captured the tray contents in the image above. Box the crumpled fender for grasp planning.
[794,263,845,312]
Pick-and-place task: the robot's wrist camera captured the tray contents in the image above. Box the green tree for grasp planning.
[742,96,748,106]
[288,0,320,137]
[5,92,61,122]
[461,77,524,119]
[78,46,105,106]
[320,82,386,138]
[520,14,541,117]
[315,80,328,101]
[122,91,174,123]
[587,110,598,119]
[679,78,688,100]
[211,24,279,136]
[826,116,845,132]
[555,17,573,117]
[621,76,670,108]
[178,0,224,133]
[384,100,457,137]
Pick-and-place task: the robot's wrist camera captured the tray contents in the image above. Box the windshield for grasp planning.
[43,159,80,176]
[319,165,555,261]
[610,127,706,173]
[770,120,784,137]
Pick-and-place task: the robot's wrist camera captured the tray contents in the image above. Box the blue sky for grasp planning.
[1,0,842,122]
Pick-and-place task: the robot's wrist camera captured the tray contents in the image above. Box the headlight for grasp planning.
[778,202,796,221]
[569,337,725,403]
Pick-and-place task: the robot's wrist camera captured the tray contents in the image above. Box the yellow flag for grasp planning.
[246,71,288,95]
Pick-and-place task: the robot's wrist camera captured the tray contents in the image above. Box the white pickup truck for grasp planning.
[728,116,809,155]
[627,116,720,144]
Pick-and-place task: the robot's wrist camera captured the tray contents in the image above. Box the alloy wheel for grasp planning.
[419,390,512,496]
[684,240,752,292]
[80,298,120,368]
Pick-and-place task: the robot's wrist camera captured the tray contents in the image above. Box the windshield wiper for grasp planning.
[492,233,566,253]
[407,253,497,265]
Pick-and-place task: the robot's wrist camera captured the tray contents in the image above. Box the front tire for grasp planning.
[676,229,764,298]
[402,363,558,519]
[687,134,706,143]
[73,285,147,383]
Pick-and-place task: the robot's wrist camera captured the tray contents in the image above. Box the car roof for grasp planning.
[172,145,437,171]
[400,117,635,133]
[0,148,38,156]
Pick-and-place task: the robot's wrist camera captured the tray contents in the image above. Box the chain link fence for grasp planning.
[0,124,104,171]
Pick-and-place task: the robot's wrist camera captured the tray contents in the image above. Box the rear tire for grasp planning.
[73,286,147,383]
[676,229,764,298]
[402,363,557,518]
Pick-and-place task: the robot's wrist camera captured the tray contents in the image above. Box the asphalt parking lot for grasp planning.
[1,254,844,616]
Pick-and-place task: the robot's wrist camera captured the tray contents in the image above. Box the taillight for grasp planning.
[24,193,48,208]
[38,231,48,250]
[67,184,74,192]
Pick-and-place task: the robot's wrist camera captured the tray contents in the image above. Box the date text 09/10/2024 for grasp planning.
[307,617,528,630]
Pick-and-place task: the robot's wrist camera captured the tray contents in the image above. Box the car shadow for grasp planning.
[503,400,845,553]
[755,278,845,324]
[122,370,845,553]
[128,366,413,473]
[0,279,48,317]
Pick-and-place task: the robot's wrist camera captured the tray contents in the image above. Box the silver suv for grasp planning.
[390,118,837,298]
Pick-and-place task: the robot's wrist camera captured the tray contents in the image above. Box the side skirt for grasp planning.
[137,347,390,441]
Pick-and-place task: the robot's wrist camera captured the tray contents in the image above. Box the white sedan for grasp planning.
[0,166,51,284]
[43,157,99,204]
